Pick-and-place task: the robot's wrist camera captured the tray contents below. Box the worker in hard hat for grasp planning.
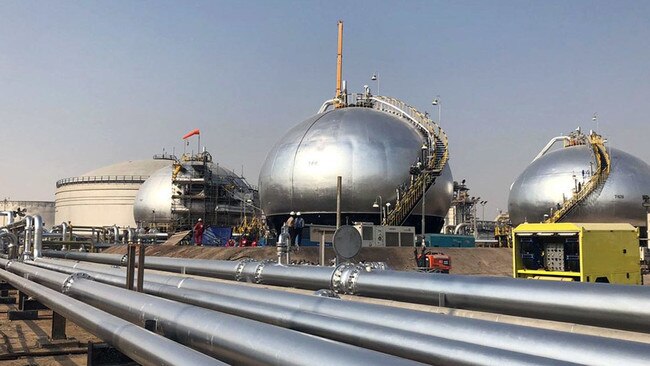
[286,212,296,247]
[193,218,204,246]
[294,212,305,248]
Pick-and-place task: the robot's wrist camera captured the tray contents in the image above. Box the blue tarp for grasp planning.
[202,226,232,246]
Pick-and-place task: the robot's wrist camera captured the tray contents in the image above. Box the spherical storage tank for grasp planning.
[508,144,650,226]
[259,106,453,233]
[133,160,255,227]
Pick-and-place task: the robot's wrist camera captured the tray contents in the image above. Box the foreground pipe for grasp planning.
[33,258,650,366]
[27,260,569,366]
[4,260,420,366]
[41,250,650,333]
[0,267,222,366]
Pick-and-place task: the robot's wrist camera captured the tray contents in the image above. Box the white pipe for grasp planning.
[23,216,34,259]
[127,228,136,243]
[33,215,43,258]
[61,222,69,241]
[454,223,469,235]
[531,136,570,163]
[318,99,336,113]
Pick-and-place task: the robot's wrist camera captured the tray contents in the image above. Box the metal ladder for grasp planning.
[368,96,449,226]
[544,134,610,223]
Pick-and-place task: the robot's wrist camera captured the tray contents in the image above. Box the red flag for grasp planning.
[182,128,200,139]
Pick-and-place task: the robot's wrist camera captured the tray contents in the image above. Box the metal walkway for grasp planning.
[545,133,610,223]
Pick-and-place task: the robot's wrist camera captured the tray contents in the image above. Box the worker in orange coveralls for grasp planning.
[193,218,204,246]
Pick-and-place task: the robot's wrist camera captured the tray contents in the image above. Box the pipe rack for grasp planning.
[41,250,650,333]
[30,257,650,366]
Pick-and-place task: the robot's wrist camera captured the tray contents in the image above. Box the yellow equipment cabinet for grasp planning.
[512,223,641,284]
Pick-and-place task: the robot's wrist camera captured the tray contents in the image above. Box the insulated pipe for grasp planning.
[27,261,574,366]
[0,211,14,225]
[531,135,570,162]
[0,231,18,248]
[4,260,420,366]
[453,222,468,235]
[61,222,69,241]
[346,269,650,333]
[0,231,18,260]
[44,251,124,265]
[0,267,223,366]
[41,250,650,334]
[238,261,334,289]
[32,215,43,257]
[127,228,135,243]
[23,216,34,258]
[31,258,650,366]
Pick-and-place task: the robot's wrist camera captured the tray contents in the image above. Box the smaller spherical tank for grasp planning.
[508,145,650,226]
[134,166,175,223]
[134,162,252,224]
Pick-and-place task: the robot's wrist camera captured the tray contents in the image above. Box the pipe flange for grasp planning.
[62,272,92,294]
[331,263,356,293]
[253,260,275,284]
[234,258,256,282]
[343,265,364,294]
[120,254,128,266]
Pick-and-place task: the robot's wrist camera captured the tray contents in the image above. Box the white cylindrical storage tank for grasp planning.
[55,159,173,227]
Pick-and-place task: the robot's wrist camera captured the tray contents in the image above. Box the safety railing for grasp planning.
[56,175,149,188]
[368,96,449,226]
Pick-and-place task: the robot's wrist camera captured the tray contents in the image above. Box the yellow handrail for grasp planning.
[372,96,449,226]
[545,135,610,223]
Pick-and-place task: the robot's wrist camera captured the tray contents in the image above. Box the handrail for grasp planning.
[56,175,150,188]
[369,96,449,226]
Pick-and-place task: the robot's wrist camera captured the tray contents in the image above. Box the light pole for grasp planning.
[385,202,391,218]
[371,72,379,95]
[420,144,429,245]
[480,200,487,221]
[372,196,383,224]
[432,96,441,124]
[473,197,480,239]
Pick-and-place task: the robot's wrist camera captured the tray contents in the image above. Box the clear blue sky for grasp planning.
[1,1,649,218]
